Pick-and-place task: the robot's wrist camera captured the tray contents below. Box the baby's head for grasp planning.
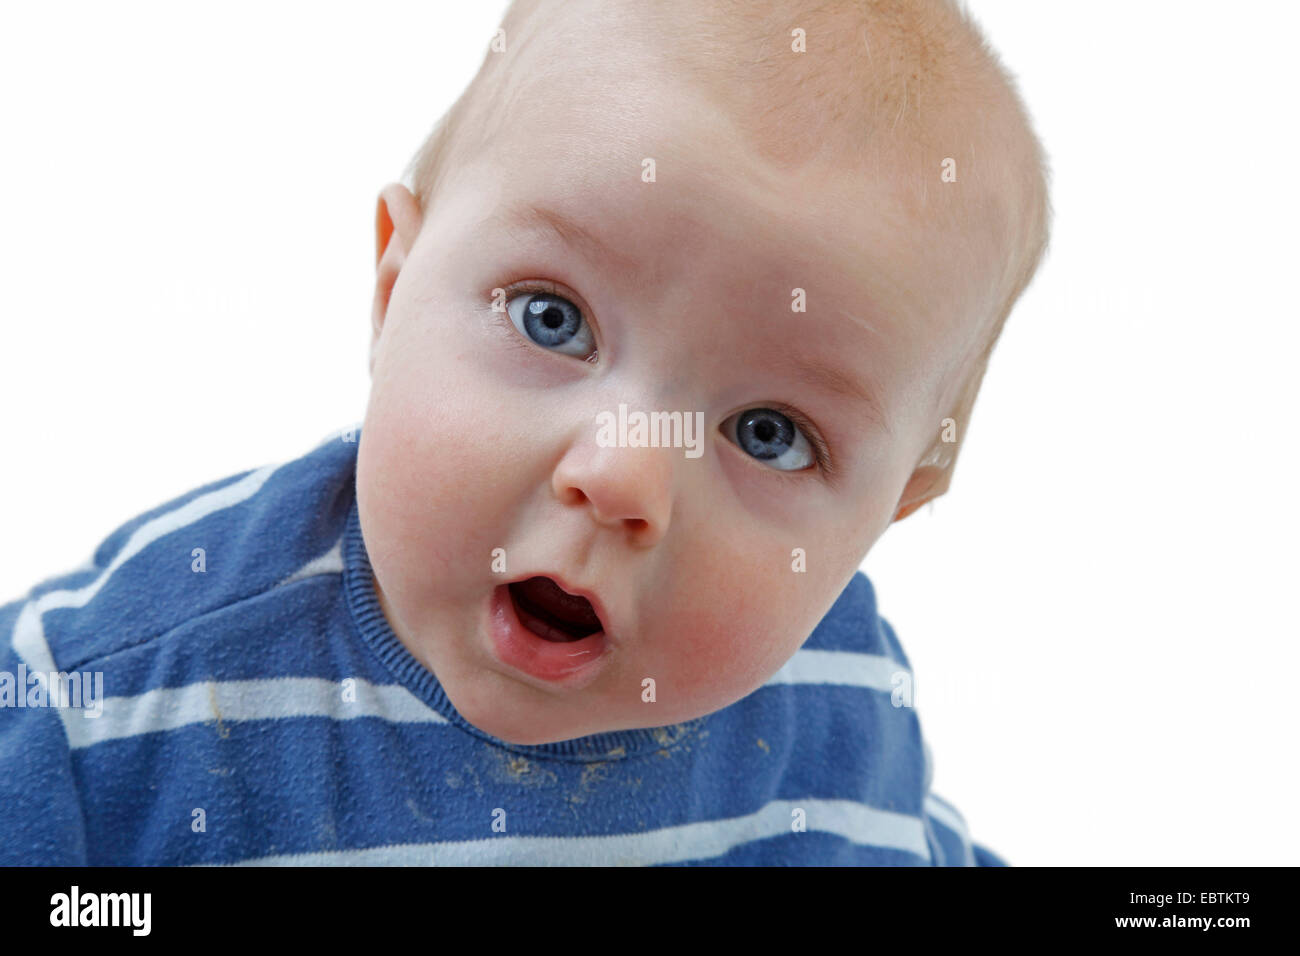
[357,0,1051,744]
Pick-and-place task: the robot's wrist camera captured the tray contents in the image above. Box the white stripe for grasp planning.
[53,644,910,749]
[64,676,446,749]
[33,463,278,620]
[276,535,344,587]
[11,600,58,674]
[214,797,930,866]
[58,644,911,748]
[17,424,353,627]
[921,812,946,866]
[6,439,337,745]
[764,648,909,691]
[924,794,975,866]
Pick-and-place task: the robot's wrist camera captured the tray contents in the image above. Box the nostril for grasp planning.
[557,486,589,508]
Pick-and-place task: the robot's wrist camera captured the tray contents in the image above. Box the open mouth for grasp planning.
[506,576,603,643]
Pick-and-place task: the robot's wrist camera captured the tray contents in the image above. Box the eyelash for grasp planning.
[756,402,836,482]
[492,280,837,481]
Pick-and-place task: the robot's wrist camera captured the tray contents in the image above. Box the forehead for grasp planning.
[448,43,995,427]
[492,195,898,428]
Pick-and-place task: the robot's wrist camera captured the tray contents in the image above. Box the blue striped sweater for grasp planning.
[0,427,1006,865]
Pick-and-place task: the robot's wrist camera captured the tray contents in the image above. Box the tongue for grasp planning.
[510,577,602,640]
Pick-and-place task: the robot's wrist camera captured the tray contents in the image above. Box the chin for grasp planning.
[476,713,590,747]
[488,726,573,746]
[444,679,583,746]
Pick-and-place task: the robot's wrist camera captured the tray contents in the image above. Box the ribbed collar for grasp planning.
[341,492,705,763]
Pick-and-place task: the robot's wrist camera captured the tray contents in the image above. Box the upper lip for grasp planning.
[506,572,613,638]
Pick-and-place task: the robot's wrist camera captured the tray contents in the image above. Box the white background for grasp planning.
[1,1,1296,865]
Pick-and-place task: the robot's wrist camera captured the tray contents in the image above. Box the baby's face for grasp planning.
[358,40,1001,745]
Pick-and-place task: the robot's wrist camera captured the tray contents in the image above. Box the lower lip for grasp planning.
[487,584,610,687]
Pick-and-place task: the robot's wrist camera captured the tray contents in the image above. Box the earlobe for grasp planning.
[371,183,424,347]
[375,182,423,266]
[893,499,929,522]
[375,197,395,269]
[892,464,949,523]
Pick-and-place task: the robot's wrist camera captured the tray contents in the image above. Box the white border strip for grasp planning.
[216,797,931,866]
[63,676,446,749]
[924,793,975,866]
[54,645,912,749]
[9,463,281,741]
[765,648,910,691]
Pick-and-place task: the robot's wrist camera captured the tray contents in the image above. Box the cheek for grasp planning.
[364,370,484,514]
[661,585,810,713]
[358,321,515,597]
[649,536,821,708]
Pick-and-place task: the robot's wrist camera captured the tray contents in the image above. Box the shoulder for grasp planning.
[772,569,914,699]
[758,567,929,795]
[801,569,912,666]
[770,570,1001,865]
[1,427,362,675]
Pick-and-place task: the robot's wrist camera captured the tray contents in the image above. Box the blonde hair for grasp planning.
[402,0,1052,497]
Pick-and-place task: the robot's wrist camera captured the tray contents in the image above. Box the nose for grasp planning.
[551,439,674,545]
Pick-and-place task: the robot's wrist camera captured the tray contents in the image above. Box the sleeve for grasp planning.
[923,791,1009,867]
[0,597,90,865]
[972,841,1009,866]
[918,737,1008,866]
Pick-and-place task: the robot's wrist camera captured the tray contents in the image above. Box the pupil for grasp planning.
[543,309,562,328]
[755,421,774,441]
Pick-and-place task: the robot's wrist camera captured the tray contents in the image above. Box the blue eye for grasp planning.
[722,407,817,472]
[505,290,596,358]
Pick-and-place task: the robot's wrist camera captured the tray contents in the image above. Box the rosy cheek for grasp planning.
[662,600,783,703]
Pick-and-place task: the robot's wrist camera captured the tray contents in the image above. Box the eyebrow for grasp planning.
[763,351,894,436]
[488,200,893,434]
[487,201,641,276]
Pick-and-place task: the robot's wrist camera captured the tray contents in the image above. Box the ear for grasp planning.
[370,183,424,376]
[891,464,950,523]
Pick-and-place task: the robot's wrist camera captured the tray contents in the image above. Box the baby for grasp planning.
[0,0,1049,865]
